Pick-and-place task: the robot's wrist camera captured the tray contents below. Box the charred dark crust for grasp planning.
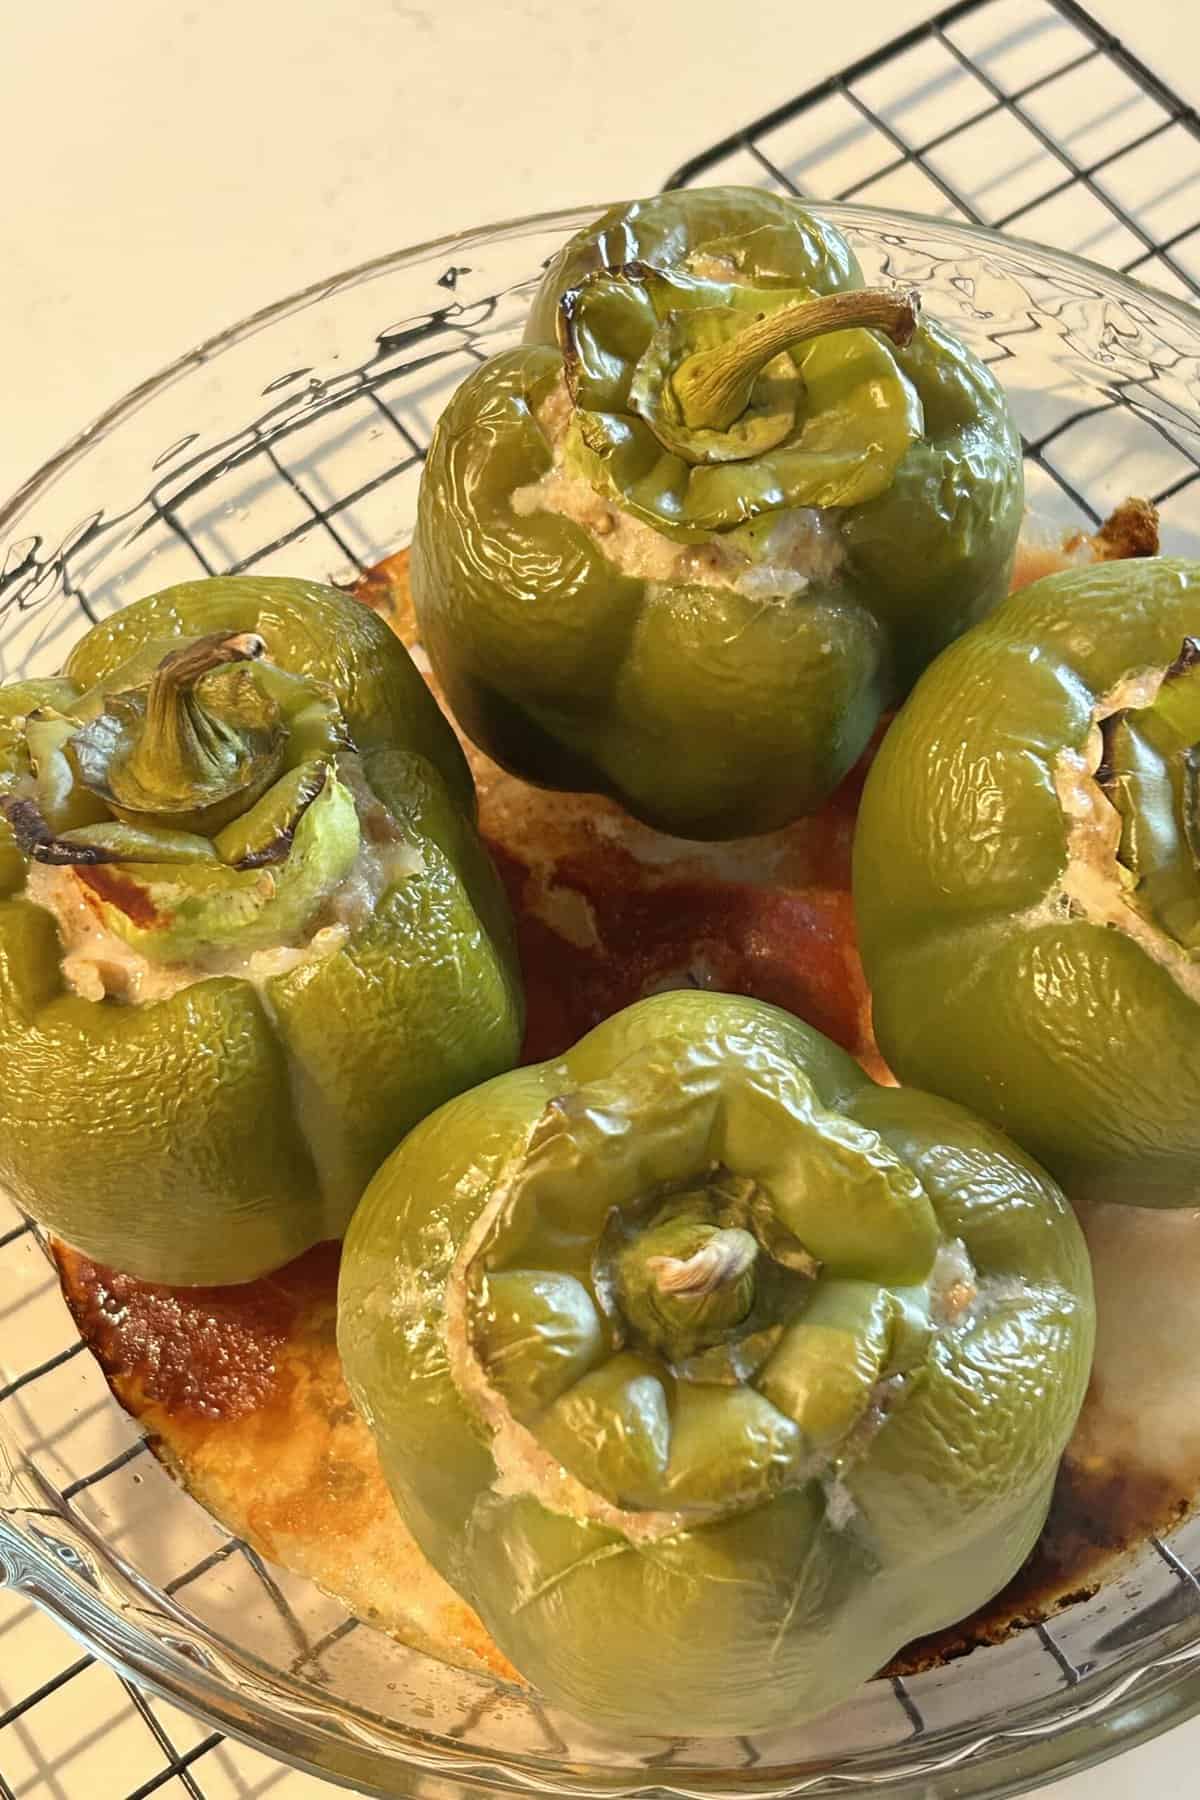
[233,839,294,869]
[1094,714,1124,794]
[0,795,123,864]
[3,759,331,872]
[231,765,329,869]
[1092,497,1160,561]
[556,286,582,389]
[1165,636,1200,682]
[557,260,659,393]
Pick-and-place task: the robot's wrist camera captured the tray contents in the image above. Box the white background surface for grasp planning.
[2,0,1199,1794]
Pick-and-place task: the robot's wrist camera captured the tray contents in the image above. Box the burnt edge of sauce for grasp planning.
[55,1240,340,1422]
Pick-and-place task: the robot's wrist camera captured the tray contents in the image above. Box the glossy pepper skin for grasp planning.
[338,990,1093,1736]
[411,188,1023,839]
[856,556,1200,1209]
[0,577,523,1285]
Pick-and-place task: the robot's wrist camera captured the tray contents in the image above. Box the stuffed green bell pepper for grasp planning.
[0,576,523,1286]
[338,990,1093,1735]
[410,187,1023,839]
[856,555,1200,1209]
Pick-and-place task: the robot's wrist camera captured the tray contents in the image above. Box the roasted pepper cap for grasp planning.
[524,186,866,346]
[412,189,1023,839]
[558,264,922,538]
[0,577,524,1284]
[4,631,364,965]
[339,990,1094,1735]
[71,630,286,832]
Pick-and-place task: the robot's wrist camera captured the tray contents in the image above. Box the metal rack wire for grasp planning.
[667,0,1200,539]
[667,0,1200,301]
[3,1,1200,1793]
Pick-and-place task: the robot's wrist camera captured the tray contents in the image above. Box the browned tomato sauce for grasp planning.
[59,1242,339,1423]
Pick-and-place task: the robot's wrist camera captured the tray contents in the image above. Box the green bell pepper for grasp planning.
[411,187,1023,839]
[338,990,1093,1735]
[0,576,524,1285]
[854,556,1200,1207]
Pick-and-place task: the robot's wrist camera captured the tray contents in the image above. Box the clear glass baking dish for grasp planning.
[3,203,1200,1799]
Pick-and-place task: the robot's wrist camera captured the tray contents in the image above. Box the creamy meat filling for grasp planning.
[511,373,846,600]
[25,753,422,1006]
[1045,665,1200,1003]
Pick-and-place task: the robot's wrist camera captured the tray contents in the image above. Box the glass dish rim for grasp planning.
[6,194,1200,546]
[3,198,1200,1799]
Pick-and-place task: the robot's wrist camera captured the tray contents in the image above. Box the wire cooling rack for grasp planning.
[667,0,1200,539]
[667,0,1200,302]
[4,3,1200,1796]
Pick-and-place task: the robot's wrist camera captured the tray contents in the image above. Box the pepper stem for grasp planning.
[130,632,268,799]
[69,628,288,833]
[672,287,921,433]
[615,1213,760,1363]
[646,1227,759,1298]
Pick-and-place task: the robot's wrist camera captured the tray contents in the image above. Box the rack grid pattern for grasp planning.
[667,0,1200,303]
[4,0,1200,1793]
[667,0,1200,541]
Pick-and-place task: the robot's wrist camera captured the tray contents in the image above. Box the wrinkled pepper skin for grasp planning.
[411,188,1023,839]
[855,558,1200,1208]
[0,577,523,1285]
[339,991,1093,1736]
[523,187,864,346]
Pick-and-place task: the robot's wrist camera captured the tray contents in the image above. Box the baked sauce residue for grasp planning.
[55,516,1194,1680]
[496,820,867,1067]
[76,863,165,930]
[59,1242,338,1422]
